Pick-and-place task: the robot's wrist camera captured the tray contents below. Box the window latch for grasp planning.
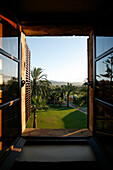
[21,80,26,87]
[84,80,93,88]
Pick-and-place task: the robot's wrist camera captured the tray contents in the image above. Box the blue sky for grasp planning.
[26,36,88,82]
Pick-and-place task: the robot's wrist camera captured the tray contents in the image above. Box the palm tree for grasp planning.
[59,97,64,107]
[31,67,51,99]
[71,86,78,103]
[31,96,39,128]
[55,86,66,107]
[61,85,67,100]
[51,90,59,107]
[31,95,48,128]
[31,67,51,127]
[65,83,75,107]
[31,67,46,96]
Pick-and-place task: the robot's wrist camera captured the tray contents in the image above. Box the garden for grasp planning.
[27,105,87,129]
[26,67,87,129]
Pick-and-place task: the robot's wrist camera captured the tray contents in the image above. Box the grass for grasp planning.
[26,105,87,129]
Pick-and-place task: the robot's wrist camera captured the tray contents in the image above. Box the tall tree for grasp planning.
[56,85,66,107]
[31,67,51,99]
[65,83,75,107]
[31,67,51,127]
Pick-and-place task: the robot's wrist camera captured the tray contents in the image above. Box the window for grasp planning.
[0,54,18,104]
[96,37,113,57]
[96,53,113,104]
[0,18,20,154]
[95,36,113,136]
[23,36,89,137]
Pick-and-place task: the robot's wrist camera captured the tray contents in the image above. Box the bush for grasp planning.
[73,94,87,107]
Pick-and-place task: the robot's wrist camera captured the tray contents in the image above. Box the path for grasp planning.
[68,102,87,114]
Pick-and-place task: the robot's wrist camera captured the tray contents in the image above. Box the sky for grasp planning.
[26,36,88,82]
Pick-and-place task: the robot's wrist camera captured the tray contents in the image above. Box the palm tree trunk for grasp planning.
[33,108,37,128]
[53,96,55,106]
[67,93,69,107]
[73,95,75,103]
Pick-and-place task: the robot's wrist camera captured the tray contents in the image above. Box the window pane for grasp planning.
[96,37,113,57]
[96,54,113,104]
[0,37,18,58]
[0,55,18,104]
[95,103,113,135]
[0,103,19,153]
[1,19,19,58]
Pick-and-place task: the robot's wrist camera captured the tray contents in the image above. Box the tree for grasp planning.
[31,67,51,101]
[60,85,67,100]
[31,67,50,97]
[59,97,64,107]
[31,96,39,128]
[76,85,88,107]
[50,89,59,107]
[31,96,48,128]
[71,86,78,103]
[57,85,67,107]
[49,85,66,107]
[31,67,51,127]
[65,83,75,107]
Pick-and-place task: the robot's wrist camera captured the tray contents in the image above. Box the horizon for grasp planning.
[48,80,83,87]
[48,79,84,84]
[26,36,88,82]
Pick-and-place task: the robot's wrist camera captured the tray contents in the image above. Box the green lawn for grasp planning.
[26,105,87,129]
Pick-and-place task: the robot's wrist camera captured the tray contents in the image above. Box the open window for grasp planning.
[94,36,113,136]
[0,16,21,157]
[0,14,94,160]
[21,36,92,137]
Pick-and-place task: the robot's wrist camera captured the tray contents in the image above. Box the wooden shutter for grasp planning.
[25,42,31,123]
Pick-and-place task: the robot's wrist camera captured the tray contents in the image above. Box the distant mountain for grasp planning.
[49,80,83,86]
[71,82,83,86]
[50,80,67,85]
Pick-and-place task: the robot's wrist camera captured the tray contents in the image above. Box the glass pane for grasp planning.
[0,103,19,153]
[1,37,18,58]
[96,36,113,57]
[95,103,113,135]
[96,54,113,104]
[0,54,18,104]
[0,19,19,58]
